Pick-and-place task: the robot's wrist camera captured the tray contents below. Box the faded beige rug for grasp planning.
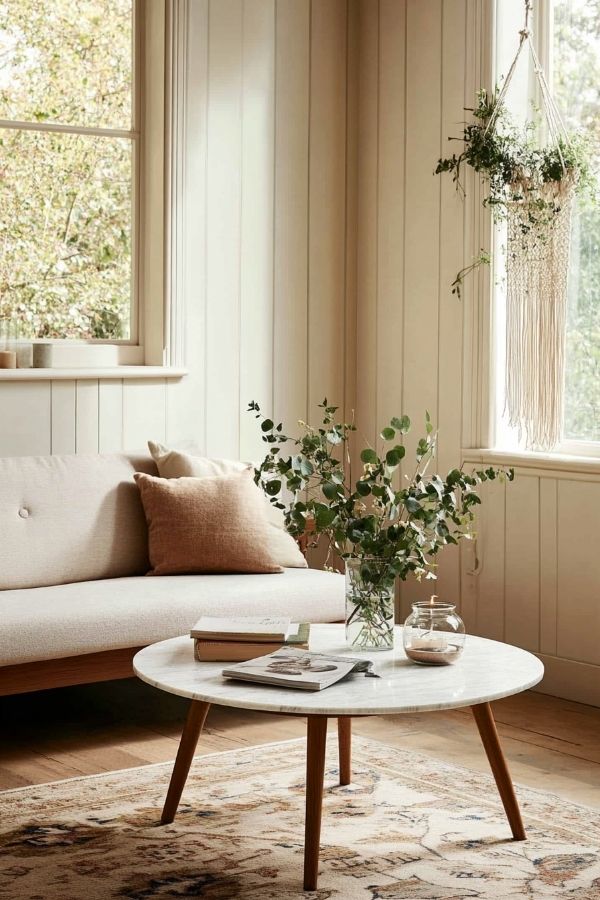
[0,736,598,899]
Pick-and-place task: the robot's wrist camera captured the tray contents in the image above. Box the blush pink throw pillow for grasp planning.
[134,468,283,576]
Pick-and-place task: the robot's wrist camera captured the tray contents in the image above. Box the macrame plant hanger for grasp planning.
[490,0,575,451]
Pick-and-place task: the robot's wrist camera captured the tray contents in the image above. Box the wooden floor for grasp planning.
[1,679,599,810]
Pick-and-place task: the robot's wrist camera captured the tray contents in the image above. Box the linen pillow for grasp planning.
[147,441,307,569]
[134,469,283,576]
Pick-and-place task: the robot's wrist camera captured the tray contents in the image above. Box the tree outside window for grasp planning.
[0,0,134,341]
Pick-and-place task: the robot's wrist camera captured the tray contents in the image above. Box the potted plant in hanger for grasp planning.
[249,400,512,651]
[436,1,593,450]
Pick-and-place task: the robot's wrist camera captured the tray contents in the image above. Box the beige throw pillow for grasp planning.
[134,469,283,576]
[147,441,307,569]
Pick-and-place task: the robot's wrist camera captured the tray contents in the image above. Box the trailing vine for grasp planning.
[436,88,591,298]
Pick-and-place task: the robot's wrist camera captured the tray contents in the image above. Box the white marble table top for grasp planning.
[133,625,544,716]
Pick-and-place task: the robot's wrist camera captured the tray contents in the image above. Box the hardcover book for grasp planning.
[190,615,292,642]
[194,623,310,662]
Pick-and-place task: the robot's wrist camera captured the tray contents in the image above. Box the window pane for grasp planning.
[554,0,600,442]
[0,0,132,129]
[0,129,132,340]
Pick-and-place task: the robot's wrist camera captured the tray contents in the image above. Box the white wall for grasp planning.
[0,0,354,463]
[1,0,598,705]
[353,0,600,706]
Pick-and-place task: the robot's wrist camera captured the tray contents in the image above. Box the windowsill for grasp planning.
[0,366,188,381]
[462,447,600,476]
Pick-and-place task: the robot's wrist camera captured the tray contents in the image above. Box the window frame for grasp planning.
[0,0,169,369]
[487,0,600,461]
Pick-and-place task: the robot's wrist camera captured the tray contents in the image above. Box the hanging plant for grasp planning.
[435,4,594,451]
[436,88,591,299]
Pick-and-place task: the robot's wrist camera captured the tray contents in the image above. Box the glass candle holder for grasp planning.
[403,598,465,665]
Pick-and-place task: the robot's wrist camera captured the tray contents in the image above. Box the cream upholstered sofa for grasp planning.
[0,452,344,696]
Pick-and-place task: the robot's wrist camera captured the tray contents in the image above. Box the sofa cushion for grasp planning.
[0,569,345,666]
[134,469,283,575]
[148,441,307,569]
[0,453,156,591]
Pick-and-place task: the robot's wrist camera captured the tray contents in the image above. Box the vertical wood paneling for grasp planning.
[0,384,51,456]
[239,0,275,462]
[377,0,405,435]
[402,0,442,453]
[98,380,124,452]
[51,381,76,455]
[307,0,347,421]
[472,478,506,640]
[122,379,166,451]
[435,0,467,600]
[344,0,359,427]
[401,0,443,606]
[75,381,99,454]
[272,0,310,432]
[504,474,540,651]
[557,480,600,665]
[205,0,243,458]
[165,0,209,452]
[355,0,379,448]
[435,0,466,597]
[540,477,558,655]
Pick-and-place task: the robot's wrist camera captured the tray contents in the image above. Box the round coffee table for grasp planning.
[134,624,544,891]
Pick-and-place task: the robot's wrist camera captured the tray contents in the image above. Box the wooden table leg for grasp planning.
[471,701,526,840]
[161,700,210,825]
[303,715,328,891]
[337,716,352,786]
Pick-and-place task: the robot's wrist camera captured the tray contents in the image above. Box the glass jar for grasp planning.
[403,598,465,665]
[345,558,395,651]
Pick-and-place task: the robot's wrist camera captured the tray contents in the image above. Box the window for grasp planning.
[493,0,600,455]
[554,0,600,446]
[0,0,168,367]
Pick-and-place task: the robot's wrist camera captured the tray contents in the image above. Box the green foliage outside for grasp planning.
[555,0,600,441]
[0,0,132,340]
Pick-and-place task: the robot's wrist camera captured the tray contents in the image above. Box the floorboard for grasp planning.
[1,679,599,809]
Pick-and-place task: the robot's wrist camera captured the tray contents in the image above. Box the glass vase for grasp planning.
[345,558,395,651]
[403,598,465,665]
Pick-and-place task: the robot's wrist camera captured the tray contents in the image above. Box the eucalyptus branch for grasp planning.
[249,399,513,583]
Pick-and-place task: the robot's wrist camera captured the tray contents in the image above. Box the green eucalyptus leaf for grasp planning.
[380,426,395,441]
[315,506,336,529]
[322,482,340,500]
[385,445,405,468]
[391,415,411,433]
[360,448,378,464]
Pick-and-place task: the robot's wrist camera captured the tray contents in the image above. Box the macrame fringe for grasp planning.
[496,1,575,450]
[505,178,575,450]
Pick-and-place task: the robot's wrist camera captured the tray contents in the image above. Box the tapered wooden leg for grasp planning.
[161,700,211,825]
[304,715,328,891]
[471,701,526,840]
[337,716,352,786]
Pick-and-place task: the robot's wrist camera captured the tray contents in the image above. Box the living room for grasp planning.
[1,0,599,897]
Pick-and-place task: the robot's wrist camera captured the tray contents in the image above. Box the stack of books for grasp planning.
[191,615,310,662]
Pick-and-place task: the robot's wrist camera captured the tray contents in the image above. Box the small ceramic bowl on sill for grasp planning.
[402,597,465,665]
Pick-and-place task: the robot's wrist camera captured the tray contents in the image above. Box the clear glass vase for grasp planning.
[402,598,465,665]
[345,558,395,651]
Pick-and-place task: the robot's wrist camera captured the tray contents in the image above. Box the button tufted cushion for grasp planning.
[0,453,157,590]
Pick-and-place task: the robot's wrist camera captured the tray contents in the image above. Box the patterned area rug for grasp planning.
[1,736,599,899]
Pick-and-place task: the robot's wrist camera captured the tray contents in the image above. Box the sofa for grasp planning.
[0,452,345,696]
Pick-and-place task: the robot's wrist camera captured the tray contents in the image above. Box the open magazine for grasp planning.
[222,649,380,692]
